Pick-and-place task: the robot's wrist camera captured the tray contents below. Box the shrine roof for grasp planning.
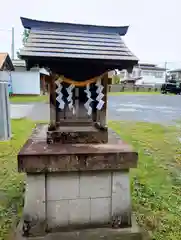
[19,17,138,62]
[21,17,129,35]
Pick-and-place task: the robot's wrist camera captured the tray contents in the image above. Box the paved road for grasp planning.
[108,94,181,124]
[10,104,34,119]
[10,94,181,125]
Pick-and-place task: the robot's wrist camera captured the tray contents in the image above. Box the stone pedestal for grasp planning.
[15,216,148,240]
[23,171,131,234]
[17,124,142,239]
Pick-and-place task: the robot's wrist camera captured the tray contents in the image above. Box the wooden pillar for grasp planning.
[42,75,46,95]
[95,73,108,129]
[46,76,51,94]
[95,77,100,124]
[92,81,97,122]
[100,73,108,128]
[75,87,79,118]
[48,75,56,131]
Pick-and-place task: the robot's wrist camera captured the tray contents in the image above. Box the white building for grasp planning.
[11,59,49,95]
[133,63,166,84]
[115,63,166,85]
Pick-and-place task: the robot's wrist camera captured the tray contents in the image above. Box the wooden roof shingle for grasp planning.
[20,17,138,62]
[19,17,138,79]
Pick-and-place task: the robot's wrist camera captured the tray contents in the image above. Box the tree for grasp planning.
[22,29,30,45]
[112,75,121,84]
[16,51,20,59]
[17,29,30,59]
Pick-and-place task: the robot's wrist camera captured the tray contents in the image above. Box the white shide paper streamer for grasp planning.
[55,79,65,109]
[84,84,93,115]
[96,79,104,110]
[66,84,76,115]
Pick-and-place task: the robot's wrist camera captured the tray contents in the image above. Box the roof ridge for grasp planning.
[20,17,129,36]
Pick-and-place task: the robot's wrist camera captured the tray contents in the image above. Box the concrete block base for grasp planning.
[17,124,140,238]
[22,171,132,236]
[15,216,149,240]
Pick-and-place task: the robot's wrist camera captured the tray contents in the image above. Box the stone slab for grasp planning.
[18,124,138,173]
[14,216,150,240]
[47,125,108,144]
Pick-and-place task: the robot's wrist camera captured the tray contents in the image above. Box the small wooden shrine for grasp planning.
[17,17,144,240]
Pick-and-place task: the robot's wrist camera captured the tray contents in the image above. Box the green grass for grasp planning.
[0,119,35,240]
[109,121,181,240]
[108,91,161,96]
[10,95,48,103]
[1,119,181,239]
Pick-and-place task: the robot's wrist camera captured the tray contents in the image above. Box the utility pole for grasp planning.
[0,28,14,58]
[11,27,15,60]
[164,61,167,82]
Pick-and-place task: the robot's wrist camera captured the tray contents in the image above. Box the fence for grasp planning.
[108,84,162,93]
[0,72,11,140]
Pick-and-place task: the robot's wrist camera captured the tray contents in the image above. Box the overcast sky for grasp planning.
[0,0,181,67]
